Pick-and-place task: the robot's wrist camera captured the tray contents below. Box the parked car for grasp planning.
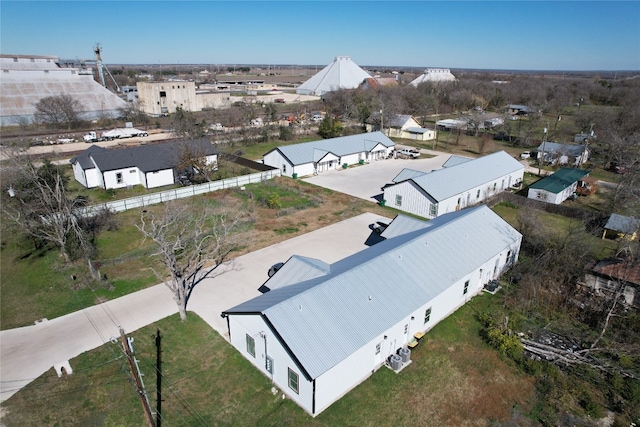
[396,148,420,159]
[520,151,531,159]
[372,220,389,235]
[268,262,284,278]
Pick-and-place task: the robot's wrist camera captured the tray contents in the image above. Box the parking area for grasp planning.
[303,148,451,202]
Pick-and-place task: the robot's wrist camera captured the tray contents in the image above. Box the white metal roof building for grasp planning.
[222,205,522,416]
[296,56,371,96]
[409,68,456,86]
[262,131,395,177]
[0,54,127,126]
[383,151,524,219]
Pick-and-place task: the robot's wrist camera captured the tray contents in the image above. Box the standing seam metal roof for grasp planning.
[224,205,522,379]
[528,167,589,193]
[394,151,524,201]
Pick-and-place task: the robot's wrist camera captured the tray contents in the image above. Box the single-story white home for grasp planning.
[366,114,436,141]
[222,205,522,416]
[382,151,524,219]
[536,141,589,166]
[262,131,395,178]
[527,167,590,205]
[70,138,218,190]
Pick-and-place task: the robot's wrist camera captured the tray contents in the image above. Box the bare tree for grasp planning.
[1,150,92,262]
[176,142,218,183]
[136,200,249,320]
[34,94,85,129]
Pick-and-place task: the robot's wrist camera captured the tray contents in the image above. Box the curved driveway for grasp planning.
[0,212,382,403]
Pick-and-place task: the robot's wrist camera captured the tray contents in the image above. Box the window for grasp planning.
[463,280,469,295]
[246,334,255,357]
[288,368,299,394]
[429,204,437,217]
[129,169,136,173]
[424,307,432,324]
[476,189,481,198]
[375,343,381,355]
[395,194,402,207]
[116,172,123,184]
[159,91,166,98]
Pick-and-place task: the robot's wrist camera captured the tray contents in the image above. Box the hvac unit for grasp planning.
[390,354,402,371]
[399,347,411,363]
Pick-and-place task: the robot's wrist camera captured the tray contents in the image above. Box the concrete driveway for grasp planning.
[0,212,384,403]
[303,147,452,202]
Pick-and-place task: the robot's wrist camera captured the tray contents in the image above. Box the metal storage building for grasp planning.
[222,205,522,416]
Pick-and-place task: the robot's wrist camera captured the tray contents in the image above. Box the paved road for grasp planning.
[0,212,383,403]
[303,146,452,202]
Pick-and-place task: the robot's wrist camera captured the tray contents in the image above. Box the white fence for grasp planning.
[77,169,281,217]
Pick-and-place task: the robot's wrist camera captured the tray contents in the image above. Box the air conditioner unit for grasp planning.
[390,354,402,371]
[399,347,411,363]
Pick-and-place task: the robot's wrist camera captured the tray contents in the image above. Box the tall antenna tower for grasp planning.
[94,43,106,88]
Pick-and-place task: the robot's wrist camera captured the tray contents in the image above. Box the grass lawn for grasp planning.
[1,294,535,427]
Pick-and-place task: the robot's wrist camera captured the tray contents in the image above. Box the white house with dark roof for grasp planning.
[382,151,524,219]
[365,114,435,141]
[70,138,217,190]
[262,132,394,178]
[222,205,522,416]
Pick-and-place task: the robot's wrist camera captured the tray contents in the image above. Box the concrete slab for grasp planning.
[302,148,451,202]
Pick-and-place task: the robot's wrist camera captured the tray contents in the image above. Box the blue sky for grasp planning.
[1,1,639,70]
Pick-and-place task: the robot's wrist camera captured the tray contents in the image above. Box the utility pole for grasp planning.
[120,328,155,427]
[155,330,163,427]
[538,125,548,177]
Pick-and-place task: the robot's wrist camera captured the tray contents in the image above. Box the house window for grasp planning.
[463,280,469,295]
[116,172,123,184]
[159,91,166,98]
[246,334,255,357]
[395,194,402,207]
[429,204,437,217]
[476,189,481,198]
[375,343,381,355]
[424,307,432,324]
[129,169,136,173]
[288,368,299,394]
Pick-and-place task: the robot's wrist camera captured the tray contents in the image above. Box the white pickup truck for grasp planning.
[396,148,420,159]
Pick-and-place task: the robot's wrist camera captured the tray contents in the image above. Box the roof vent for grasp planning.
[299,305,302,311]
[368,295,373,301]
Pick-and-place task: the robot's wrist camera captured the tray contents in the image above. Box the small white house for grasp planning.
[366,114,436,141]
[527,167,590,205]
[70,138,218,190]
[222,205,522,416]
[262,132,395,178]
[382,151,524,219]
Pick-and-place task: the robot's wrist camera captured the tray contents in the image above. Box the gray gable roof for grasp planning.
[74,138,217,173]
[70,144,107,170]
[442,155,473,168]
[605,213,640,234]
[263,255,331,292]
[392,168,428,183]
[536,141,585,157]
[395,151,524,202]
[267,132,394,166]
[223,205,521,379]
